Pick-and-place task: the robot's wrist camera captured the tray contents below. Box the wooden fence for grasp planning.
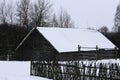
[31,61,120,80]
[56,50,118,61]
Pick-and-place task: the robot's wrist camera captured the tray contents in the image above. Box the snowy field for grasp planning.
[0,59,119,80]
[0,61,51,80]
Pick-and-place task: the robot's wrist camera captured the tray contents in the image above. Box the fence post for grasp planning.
[78,45,81,52]
[114,47,118,59]
[78,45,83,59]
[30,61,33,75]
[96,45,99,60]
[52,60,57,80]
[83,64,85,80]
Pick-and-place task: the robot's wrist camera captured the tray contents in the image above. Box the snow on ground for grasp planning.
[0,61,51,80]
[0,61,30,76]
[0,59,119,80]
[0,75,50,80]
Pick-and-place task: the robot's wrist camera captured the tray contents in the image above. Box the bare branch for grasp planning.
[51,8,74,28]
[30,0,52,27]
[0,0,7,23]
[16,0,31,29]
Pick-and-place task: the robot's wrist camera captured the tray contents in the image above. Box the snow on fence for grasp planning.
[31,60,120,80]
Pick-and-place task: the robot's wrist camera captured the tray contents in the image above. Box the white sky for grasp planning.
[3,0,120,30]
[50,0,120,30]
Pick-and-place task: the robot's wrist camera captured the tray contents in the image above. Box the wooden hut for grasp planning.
[15,27,118,61]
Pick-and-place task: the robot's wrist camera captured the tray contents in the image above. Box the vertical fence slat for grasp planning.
[31,61,120,80]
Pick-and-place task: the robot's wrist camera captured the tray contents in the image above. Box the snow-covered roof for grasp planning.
[36,27,116,53]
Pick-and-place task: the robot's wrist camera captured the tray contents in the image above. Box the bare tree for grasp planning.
[51,8,74,28]
[0,0,16,24]
[16,0,31,29]
[63,11,74,28]
[51,14,58,27]
[87,27,95,30]
[0,0,8,24]
[30,0,52,27]
[7,3,15,24]
[114,3,120,32]
[98,26,109,33]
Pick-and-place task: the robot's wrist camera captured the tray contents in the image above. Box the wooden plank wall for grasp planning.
[56,50,118,61]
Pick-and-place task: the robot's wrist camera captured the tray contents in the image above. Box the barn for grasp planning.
[15,27,118,61]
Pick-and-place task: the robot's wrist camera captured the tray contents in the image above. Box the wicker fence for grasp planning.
[31,61,120,80]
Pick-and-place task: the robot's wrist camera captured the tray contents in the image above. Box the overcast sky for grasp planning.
[4,0,120,30]
[51,0,120,30]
